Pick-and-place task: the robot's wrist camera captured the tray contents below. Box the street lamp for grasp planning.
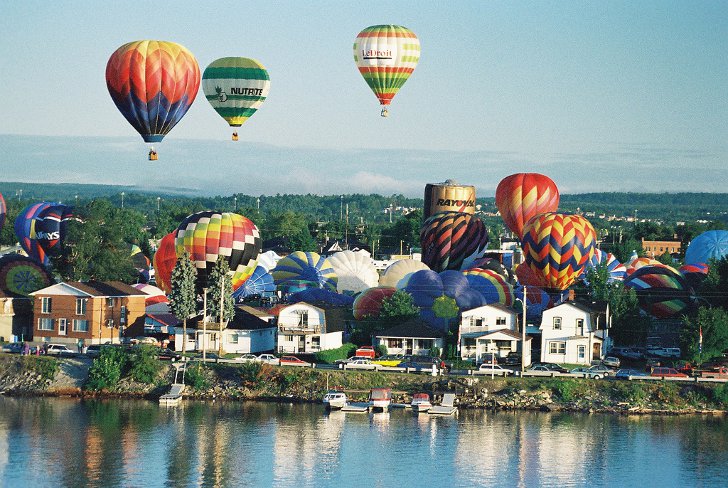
[121,192,125,208]
[234,196,237,211]
[514,286,528,374]
[156,197,161,212]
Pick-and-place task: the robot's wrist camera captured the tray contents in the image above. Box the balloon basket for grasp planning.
[148,149,158,161]
[380,108,389,118]
[232,132,239,141]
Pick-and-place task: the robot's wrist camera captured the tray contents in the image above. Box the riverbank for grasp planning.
[1,355,726,415]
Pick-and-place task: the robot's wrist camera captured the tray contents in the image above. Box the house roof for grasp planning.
[462,329,522,341]
[31,281,147,297]
[463,302,516,315]
[227,307,276,331]
[377,319,445,339]
[237,304,274,319]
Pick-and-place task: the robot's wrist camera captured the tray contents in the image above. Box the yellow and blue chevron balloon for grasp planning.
[521,212,596,291]
[271,251,338,292]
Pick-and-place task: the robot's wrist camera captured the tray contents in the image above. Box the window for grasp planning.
[549,341,566,354]
[471,317,483,327]
[295,310,309,326]
[388,338,403,349]
[38,318,54,331]
[576,318,584,335]
[227,333,239,344]
[553,317,562,330]
[73,319,89,332]
[107,298,115,308]
[496,316,506,326]
[284,335,295,342]
[578,345,586,360]
[76,298,87,315]
[41,297,52,314]
[419,339,433,350]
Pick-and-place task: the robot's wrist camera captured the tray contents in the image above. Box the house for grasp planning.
[375,319,445,356]
[540,302,605,365]
[641,237,681,258]
[459,304,531,364]
[0,292,32,342]
[29,281,147,346]
[275,302,345,354]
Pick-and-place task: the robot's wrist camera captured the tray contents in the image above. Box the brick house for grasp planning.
[29,281,146,346]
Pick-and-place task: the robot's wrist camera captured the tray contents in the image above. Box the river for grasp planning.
[0,397,725,487]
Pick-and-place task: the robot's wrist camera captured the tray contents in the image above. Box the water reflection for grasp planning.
[0,397,726,487]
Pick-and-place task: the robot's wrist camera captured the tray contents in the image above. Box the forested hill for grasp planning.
[0,181,726,223]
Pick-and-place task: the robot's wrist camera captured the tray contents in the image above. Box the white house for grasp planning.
[459,304,530,365]
[375,319,445,356]
[540,302,604,365]
[276,302,344,354]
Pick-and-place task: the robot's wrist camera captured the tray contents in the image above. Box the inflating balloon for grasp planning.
[328,250,379,294]
[271,251,337,292]
[679,263,709,289]
[0,254,53,296]
[379,259,430,289]
[463,268,515,306]
[175,211,261,292]
[353,286,397,320]
[495,173,560,240]
[106,40,200,158]
[584,249,627,283]
[33,204,74,258]
[289,288,354,308]
[520,212,596,290]
[14,202,54,265]
[625,257,662,276]
[232,265,275,301]
[153,232,177,294]
[421,212,489,272]
[132,283,169,306]
[685,230,728,266]
[202,57,270,140]
[130,244,151,283]
[469,257,514,283]
[624,265,693,319]
[353,25,420,116]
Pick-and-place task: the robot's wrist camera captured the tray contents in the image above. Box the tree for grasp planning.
[380,291,419,322]
[681,307,728,363]
[168,252,197,354]
[207,256,236,356]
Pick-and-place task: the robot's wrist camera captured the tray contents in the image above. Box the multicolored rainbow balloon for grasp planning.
[463,268,515,306]
[420,212,489,272]
[495,173,560,240]
[624,264,693,319]
[271,251,337,292]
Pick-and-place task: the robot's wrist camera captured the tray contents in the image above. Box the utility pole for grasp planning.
[121,192,125,208]
[218,272,225,356]
[521,286,527,375]
[202,288,208,361]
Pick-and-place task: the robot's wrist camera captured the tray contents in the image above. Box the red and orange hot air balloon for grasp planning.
[495,173,560,240]
[106,40,201,160]
[153,232,178,293]
[520,212,596,290]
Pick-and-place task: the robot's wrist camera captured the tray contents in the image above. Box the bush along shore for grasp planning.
[1,354,727,415]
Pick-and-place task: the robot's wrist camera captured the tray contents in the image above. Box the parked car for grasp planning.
[279,355,310,367]
[85,344,103,358]
[570,367,605,379]
[478,353,499,365]
[1,343,24,354]
[345,358,381,371]
[531,363,569,373]
[478,363,513,375]
[621,348,645,360]
[500,352,522,366]
[615,368,650,379]
[233,353,260,362]
[156,348,182,361]
[45,344,76,357]
[602,356,621,368]
[587,364,615,377]
[355,346,376,359]
[257,354,279,365]
[528,365,564,374]
[650,367,688,378]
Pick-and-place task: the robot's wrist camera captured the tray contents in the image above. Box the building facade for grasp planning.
[540,302,604,365]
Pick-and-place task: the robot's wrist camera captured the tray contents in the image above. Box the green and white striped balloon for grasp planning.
[202,57,270,130]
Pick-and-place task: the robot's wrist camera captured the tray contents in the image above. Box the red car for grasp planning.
[279,355,311,367]
[650,367,688,378]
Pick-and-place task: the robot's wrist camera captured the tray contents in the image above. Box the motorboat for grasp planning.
[323,390,347,410]
[368,387,392,412]
[410,393,432,412]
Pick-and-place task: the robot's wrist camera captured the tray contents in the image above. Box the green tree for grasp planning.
[207,256,236,356]
[168,252,198,354]
[681,307,728,363]
[380,290,419,322]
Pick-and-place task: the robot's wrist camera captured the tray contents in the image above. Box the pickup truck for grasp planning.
[700,367,728,379]
[355,346,376,359]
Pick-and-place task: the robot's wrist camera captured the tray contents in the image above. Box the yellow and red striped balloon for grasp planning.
[520,212,596,290]
[496,173,560,240]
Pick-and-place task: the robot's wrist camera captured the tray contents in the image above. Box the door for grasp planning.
[298,336,305,352]
[58,318,67,336]
[405,339,413,355]
[592,342,601,360]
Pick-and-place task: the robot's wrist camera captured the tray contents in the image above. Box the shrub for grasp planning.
[127,345,162,384]
[87,346,128,390]
[712,384,728,406]
[185,363,209,391]
[376,344,387,357]
[550,379,580,402]
[315,343,357,364]
[23,356,58,381]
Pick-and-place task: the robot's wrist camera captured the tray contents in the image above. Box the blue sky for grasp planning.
[0,1,726,197]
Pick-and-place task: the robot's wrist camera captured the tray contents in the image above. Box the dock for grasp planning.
[429,393,458,416]
[159,383,185,406]
[341,402,369,412]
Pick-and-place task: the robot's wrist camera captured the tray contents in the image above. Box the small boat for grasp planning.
[368,387,392,412]
[410,393,432,412]
[159,383,184,406]
[429,392,457,416]
[323,390,347,410]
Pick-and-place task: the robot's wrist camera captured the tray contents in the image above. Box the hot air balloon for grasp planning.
[405,270,486,330]
[584,249,627,283]
[271,251,337,292]
[32,204,74,258]
[277,279,320,295]
[420,212,489,272]
[514,285,553,321]
[328,250,379,294]
[202,57,270,141]
[624,265,693,319]
[685,230,728,266]
[153,232,177,294]
[291,288,355,308]
[469,257,515,283]
[0,192,5,233]
[232,265,275,301]
[256,250,281,272]
[132,283,169,306]
[106,40,201,160]
[463,268,515,306]
[130,244,151,283]
[679,263,709,289]
[495,173,560,240]
[14,202,54,265]
[0,254,53,296]
[521,212,597,290]
[625,257,662,276]
[175,211,261,292]
[353,25,420,117]
[379,259,430,289]
[352,286,397,320]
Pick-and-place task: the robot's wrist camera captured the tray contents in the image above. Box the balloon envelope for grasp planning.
[685,230,728,266]
[232,265,275,300]
[624,265,692,319]
[521,212,596,290]
[352,286,397,320]
[271,251,337,292]
[584,249,627,283]
[353,25,420,108]
[464,268,515,306]
[328,250,379,294]
[153,232,177,294]
[175,211,261,292]
[379,259,430,289]
[496,173,560,240]
[290,288,355,308]
[0,254,53,296]
[106,40,200,143]
[420,212,489,272]
[14,202,54,265]
[202,57,270,129]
